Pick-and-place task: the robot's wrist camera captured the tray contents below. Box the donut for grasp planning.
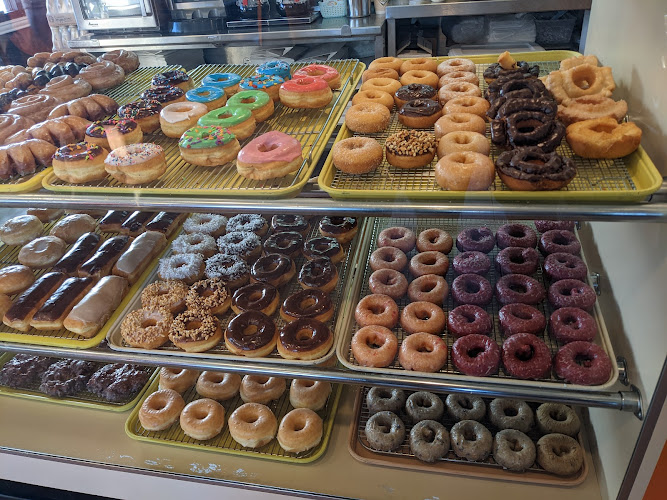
[159,102,208,138]
[377,226,416,252]
[495,147,577,191]
[400,58,438,75]
[439,71,479,88]
[364,411,405,451]
[204,254,249,290]
[26,209,64,223]
[495,274,546,306]
[180,398,225,440]
[186,86,227,110]
[227,90,275,122]
[186,278,231,315]
[435,151,496,191]
[198,106,256,140]
[410,420,450,463]
[502,333,552,379]
[450,420,492,461]
[104,143,166,185]
[319,216,358,243]
[398,99,442,129]
[290,379,331,411]
[151,70,191,91]
[293,64,340,89]
[496,223,537,249]
[368,268,408,300]
[228,402,278,448]
[280,289,332,323]
[443,96,490,119]
[236,131,303,180]
[408,274,448,305]
[233,283,279,316]
[498,303,546,336]
[172,233,217,258]
[536,434,583,476]
[548,279,596,310]
[159,367,199,393]
[536,403,581,436]
[451,273,493,306]
[169,310,222,353]
[549,307,596,343]
[557,94,628,125]
[352,89,395,111]
[298,257,339,293]
[138,389,185,431]
[437,58,476,77]
[488,398,534,432]
[178,125,241,167]
[256,61,290,81]
[408,251,449,277]
[495,247,539,275]
[385,130,436,169]
[447,304,492,338]
[493,429,536,472]
[456,227,494,253]
[279,77,332,109]
[251,253,295,287]
[438,82,482,106]
[18,236,66,268]
[278,318,333,360]
[451,334,500,376]
[202,72,241,96]
[302,237,344,263]
[196,371,241,401]
[544,253,588,282]
[51,142,109,184]
[434,113,486,140]
[345,102,390,133]
[217,231,262,261]
[370,246,408,272]
[225,311,277,357]
[262,232,302,260]
[183,213,227,237]
[398,332,448,372]
[394,84,437,109]
[539,230,581,255]
[362,67,399,82]
[437,131,489,158]
[278,408,323,453]
[554,341,612,385]
[120,307,172,348]
[534,220,575,233]
[351,326,399,368]
[361,78,403,97]
[400,301,446,335]
[84,118,142,150]
[355,294,399,328]
[417,228,453,253]
[141,280,188,313]
[239,74,284,102]
[271,215,309,235]
[240,375,286,404]
[369,57,403,73]
[158,253,205,285]
[0,215,43,246]
[445,394,486,421]
[366,387,405,414]
[452,251,490,275]
[0,265,34,295]
[405,391,444,423]
[140,85,185,105]
[117,99,162,133]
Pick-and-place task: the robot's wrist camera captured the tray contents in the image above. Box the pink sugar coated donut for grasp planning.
[554,341,612,385]
[502,333,552,380]
[549,307,597,343]
[548,279,596,310]
[451,334,500,377]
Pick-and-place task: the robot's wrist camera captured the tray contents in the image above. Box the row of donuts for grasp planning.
[139,367,331,453]
[363,387,583,476]
[0,209,183,336]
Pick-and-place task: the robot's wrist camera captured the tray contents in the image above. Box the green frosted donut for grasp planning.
[198,106,252,128]
[179,125,236,149]
[227,90,271,110]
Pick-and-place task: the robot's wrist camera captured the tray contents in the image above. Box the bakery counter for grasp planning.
[0,385,603,499]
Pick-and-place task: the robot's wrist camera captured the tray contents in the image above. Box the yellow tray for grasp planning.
[0,215,182,349]
[0,167,53,194]
[126,377,342,463]
[42,60,365,199]
[0,353,158,412]
[319,51,663,202]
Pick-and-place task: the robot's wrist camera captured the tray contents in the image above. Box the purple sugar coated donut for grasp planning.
[447,305,492,338]
[534,220,575,233]
[548,279,596,310]
[554,341,612,385]
[549,307,597,343]
[451,273,493,306]
[456,227,495,253]
[452,334,500,376]
[544,253,588,281]
[496,223,537,249]
[498,303,546,336]
[452,251,491,275]
[538,230,581,256]
[502,333,552,380]
[495,247,539,276]
[495,274,546,306]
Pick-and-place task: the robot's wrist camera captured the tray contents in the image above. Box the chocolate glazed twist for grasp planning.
[496,147,576,184]
[490,104,565,152]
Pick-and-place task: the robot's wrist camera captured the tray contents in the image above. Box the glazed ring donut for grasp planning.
[400,301,446,335]
[488,398,534,432]
[362,67,399,82]
[228,402,278,448]
[502,333,552,380]
[536,434,584,476]
[289,379,332,411]
[400,57,438,75]
[366,387,406,414]
[444,96,490,119]
[451,273,493,306]
[368,268,408,299]
[438,82,482,105]
[447,304,492,338]
[409,251,449,277]
[451,334,500,376]
[494,429,536,472]
[398,332,448,372]
[278,408,323,453]
[240,375,286,404]
[435,151,496,191]
[400,70,439,89]
[417,229,453,253]
[408,274,448,305]
[352,325,398,368]
[138,389,185,431]
[539,230,581,256]
[332,136,384,175]
[196,371,241,401]
[498,303,546,336]
[159,367,199,393]
[18,236,66,268]
[355,294,399,328]
[364,411,405,451]
[405,391,444,423]
[180,398,225,440]
[445,394,486,421]
[437,58,476,77]
[345,102,390,133]
[438,71,479,88]
[368,57,403,72]
[452,251,491,275]
[548,279,596,310]
[536,403,581,436]
[554,341,612,385]
[351,89,394,111]
[438,131,490,158]
[377,226,416,252]
[434,113,486,140]
[0,215,43,246]
[495,274,546,306]
[456,227,495,253]
[450,420,492,461]
[410,420,450,463]
[370,246,408,272]
[360,77,402,96]
[549,307,596,343]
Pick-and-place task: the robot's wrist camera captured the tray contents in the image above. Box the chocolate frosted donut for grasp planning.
[495,223,537,249]
[225,311,276,353]
[502,333,552,379]
[495,147,576,189]
[491,110,566,153]
[370,246,408,272]
[534,220,575,233]
[232,283,278,313]
[282,289,332,321]
[456,227,495,253]
[495,247,539,276]
[539,230,581,255]
[366,387,406,414]
[451,334,500,376]
[278,318,332,359]
[549,307,596,343]
[299,257,337,290]
[365,411,405,451]
[544,253,588,281]
[452,251,491,275]
[399,98,442,118]
[498,303,546,336]
[548,279,596,310]
[486,77,550,105]
[405,391,444,423]
[447,305,492,338]
[303,237,343,261]
[451,273,493,306]
[554,341,612,385]
[483,61,540,82]
[263,231,303,258]
[251,253,293,284]
[271,215,309,234]
[395,83,437,103]
[319,216,357,238]
[495,274,546,306]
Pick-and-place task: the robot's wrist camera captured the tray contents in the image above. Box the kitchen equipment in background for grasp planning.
[347,0,369,18]
[70,0,171,31]
[165,0,226,33]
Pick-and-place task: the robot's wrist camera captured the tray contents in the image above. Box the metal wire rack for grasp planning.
[127,378,342,462]
[339,217,617,388]
[329,60,637,195]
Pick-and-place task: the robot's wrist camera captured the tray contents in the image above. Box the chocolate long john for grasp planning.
[3,272,66,331]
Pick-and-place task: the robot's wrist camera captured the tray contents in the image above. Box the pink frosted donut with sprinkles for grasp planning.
[292,64,341,89]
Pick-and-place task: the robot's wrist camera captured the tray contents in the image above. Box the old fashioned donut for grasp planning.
[400,301,446,335]
[549,307,596,343]
[444,96,490,118]
[408,274,448,305]
[410,420,450,463]
[544,253,587,282]
[548,279,596,310]
[539,230,581,256]
[450,420,492,461]
[488,398,534,432]
[355,294,399,328]
[278,408,323,453]
[456,227,494,253]
[452,251,490,275]
[536,403,581,436]
[159,367,199,393]
[368,269,408,299]
[496,223,537,249]
[438,131,490,158]
[352,89,395,110]
[434,113,486,140]
[370,246,407,272]
[545,64,615,103]
[196,372,241,401]
[345,102,391,133]
[180,398,225,440]
[498,303,545,336]
[366,387,406,414]
[493,429,536,472]
[566,117,641,159]
[502,333,552,379]
[417,228,453,253]
[554,341,612,385]
[377,227,416,252]
[332,137,384,175]
[139,389,185,431]
[290,379,331,412]
[400,70,439,89]
[558,95,628,125]
[352,325,399,366]
[447,304,492,338]
[438,82,482,106]
[446,394,486,421]
[495,147,576,191]
[495,247,539,276]
[495,274,546,306]
[228,402,277,448]
[536,434,583,476]
[451,334,500,376]
[406,391,444,423]
[409,251,449,277]
[437,58,476,77]
[451,273,493,306]
[436,151,495,191]
[365,411,405,451]
[398,332,448,373]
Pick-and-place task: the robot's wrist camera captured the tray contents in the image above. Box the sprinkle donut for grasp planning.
[554,341,612,385]
[451,334,500,376]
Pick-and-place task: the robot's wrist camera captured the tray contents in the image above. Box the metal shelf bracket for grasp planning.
[617,356,630,385]
[620,385,643,420]
[591,272,602,295]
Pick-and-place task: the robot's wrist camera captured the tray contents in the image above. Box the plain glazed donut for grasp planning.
[536,403,581,436]
[437,58,476,77]
[368,268,408,299]
[355,294,399,328]
[536,433,584,476]
[444,96,490,119]
[377,226,416,252]
[345,102,391,134]
[228,402,278,448]
[369,57,403,73]
[435,152,495,191]
[366,387,406,414]
[351,325,398,368]
[360,77,402,96]
[447,304,492,338]
[290,379,332,411]
[409,251,449,277]
[446,394,486,421]
[0,265,34,295]
[451,273,493,306]
[410,420,450,463]
[364,411,405,451]
[502,333,552,379]
[278,408,323,453]
[488,398,534,432]
[417,228,453,253]
[400,301,446,335]
[434,113,486,140]
[139,389,185,431]
[196,372,241,401]
[439,71,479,88]
[370,246,408,272]
[493,429,536,472]
[452,251,491,275]
[408,274,448,305]
[398,332,448,372]
[400,70,439,89]
[498,303,546,336]
[352,89,395,111]
[451,334,500,376]
[549,307,596,343]
[548,279,596,310]
[159,367,199,393]
[554,341,612,385]
[450,420,492,461]
[438,131,490,158]
[400,58,438,75]
[240,375,286,404]
[180,398,225,440]
[439,82,482,106]
[362,67,399,83]
[0,215,43,246]
[406,391,444,423]
[495,274,546,306]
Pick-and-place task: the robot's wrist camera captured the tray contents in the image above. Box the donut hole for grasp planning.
[509,254,526,264]
[242,324,259,336]
[258,143,280,153]
[240,97,257,104]
[464,281,481,294]
[503,407,519,417]
[508,283,528,294]
[296,328,315,342]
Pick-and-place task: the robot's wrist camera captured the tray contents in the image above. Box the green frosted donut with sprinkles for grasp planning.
[198,106,253,127]
[179,126,236,149]
[227,90,271,110]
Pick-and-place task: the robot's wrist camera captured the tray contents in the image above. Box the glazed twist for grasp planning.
[0,139,56,179]
[28,51,96,68]
[98,50,140,74]
[5,115,91,147]
[48,94,119,121]
[38,75,92,101]
[8,94,63,122]
[79,61,125,91]
[0,114,35,145]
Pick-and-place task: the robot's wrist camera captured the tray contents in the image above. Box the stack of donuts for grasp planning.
[350,220,613,386]
[0,209,182,338]
[121,213,358,361]
[139,367,332,453]
[362,387,585,477]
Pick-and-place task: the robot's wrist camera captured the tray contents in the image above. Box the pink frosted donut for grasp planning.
[292,64,340,89]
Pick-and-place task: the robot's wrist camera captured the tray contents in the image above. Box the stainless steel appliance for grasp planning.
[166,0,226,20]
[71,0,170,31]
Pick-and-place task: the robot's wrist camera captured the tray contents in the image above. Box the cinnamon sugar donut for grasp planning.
[400,58,438,75]
[434,113,486,140]
[361,78,402,96]
[369,57,403,73]
[332,137,383,175]
[438,131,490,158]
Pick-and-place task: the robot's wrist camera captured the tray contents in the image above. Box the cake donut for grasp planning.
[452,251,491,275]
[544,253,588,282]
[256,60,291,81]
[364,411,405,451]
[488,398,534,432]
[179,125,240,167]
[410,420,450,463]
[549,307,596,343]
[554,341,612,385]
[405,391,444,423]
[534,220,575,233]
[151,70,192,91]
[197,106,256,140]
[227,90,275,122]
[370,246,408,272]
[536,403,581,436]
[186,278,230,315]
[495,247,539,276]
[539,230,581,256]
[495,274,546,306]
[417,228,453,253]
[409,251,449,277]
[498,303,546,336]
[450,420,492,461]
[408,274,448,305]
[368,269,408,300]
[239,75,284,102]
[141,280,188,314]
[398,332,448,372]
[377,226,416,253]
[437,58,476,77]
[217,231,262,261]
[447,304,492,338]
[186,86,227,110]
[169,309,222,353]
[536,434,583,476]
[456,227,495,253]
[104,143,166,185]
[183,213,227,237]
[446,394,486,421]
[502,333,552,379]
[451,334,500,376]
[202,73,241,96]
[493,429,536,472]
[451,273,493,306]
[120,307,172,348]
[496,223,537,249]
[158,253,205,285]
[366,387,406,414]
[331,137,384,175]
[355,294,399,328]
[437,131,490,158]
[292,64,340,89]
[351,325,398,368]
[400,301,446,335]
[548,279,596,310]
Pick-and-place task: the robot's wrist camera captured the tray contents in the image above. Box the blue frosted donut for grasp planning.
[186,86,226,104]
[202,73,241,89]
[240,74,285,90]
[256,60,291,81]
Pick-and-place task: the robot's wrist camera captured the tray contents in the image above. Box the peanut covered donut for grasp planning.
[368,268,408,299]
[498,303,546,336]
[408,274,448,305]
[502,333,552,379]
[121,307,173,349]
[355,294,399,328]
[452,251,490,275]
[548,279,596,310]
[370,246,408,272]
[495,274,546,306]
[398,332,448,373]
[141,280,188,314]
[417,228,453,253]
[409,251,449,277]
[549,307,596,343]
[451,334,500,376]
[447,304,492,338]
[451,273,493,306]
[400,301,446,335]
[352,325,398,368]
[377,227,416,253]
